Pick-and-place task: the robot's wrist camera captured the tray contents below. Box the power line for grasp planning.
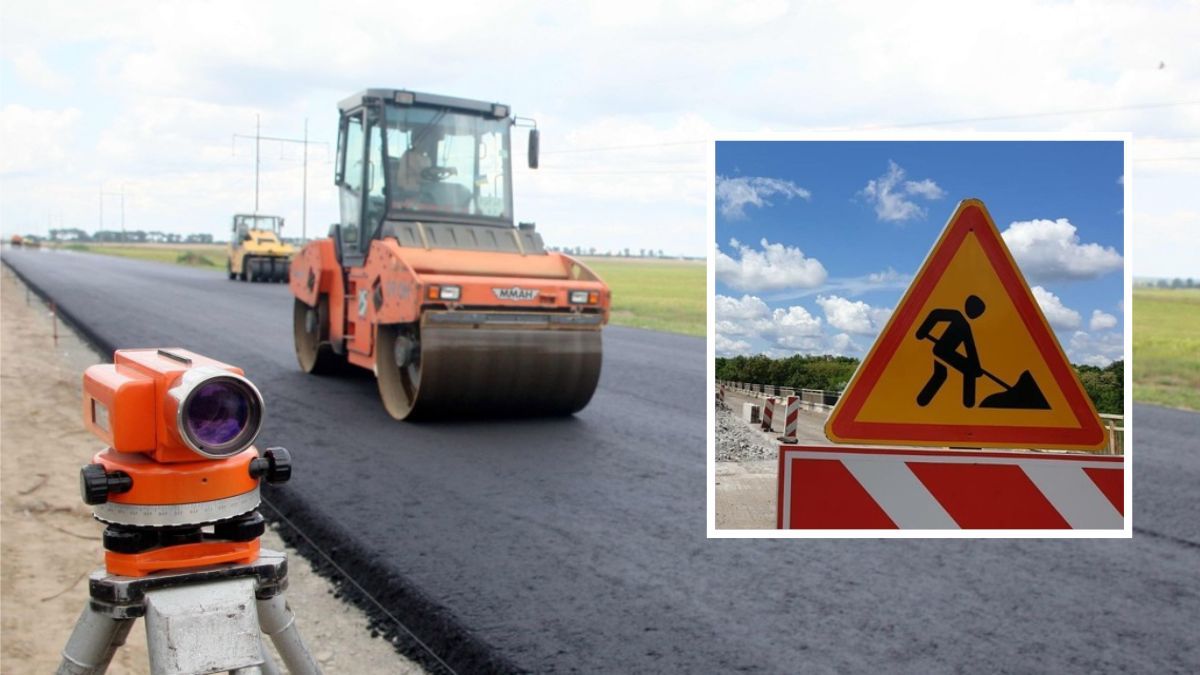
[233,117,329,240]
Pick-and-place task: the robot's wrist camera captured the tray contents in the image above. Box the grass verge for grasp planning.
[582,258,705,337]
[1133,287,1200,411]
[58,242,225,269]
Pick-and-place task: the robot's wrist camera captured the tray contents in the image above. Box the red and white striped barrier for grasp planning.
[760,397,776,431]
[778,395,799,442]
[777,446,1124,530]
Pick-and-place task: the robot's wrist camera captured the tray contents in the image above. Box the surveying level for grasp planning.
[58,348,321,674]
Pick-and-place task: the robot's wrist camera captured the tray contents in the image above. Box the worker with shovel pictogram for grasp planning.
[915,295,1051,410]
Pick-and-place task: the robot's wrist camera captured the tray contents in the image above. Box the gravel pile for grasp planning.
[715,401,776,462]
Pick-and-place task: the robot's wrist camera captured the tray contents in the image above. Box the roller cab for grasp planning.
[290,89,610,420]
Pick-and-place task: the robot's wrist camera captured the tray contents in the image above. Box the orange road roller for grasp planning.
[290,89,610,419]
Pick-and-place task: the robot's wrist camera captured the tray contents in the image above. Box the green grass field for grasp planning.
[1133,287,1200,411]
[583,258,705,337]
[60,242,225,268]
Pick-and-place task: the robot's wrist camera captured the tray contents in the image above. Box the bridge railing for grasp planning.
[1099,413,1124,455]
[718,380,1125,455]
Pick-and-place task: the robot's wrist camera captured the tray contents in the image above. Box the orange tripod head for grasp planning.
[83,348,265,463]
[78,349,291,577]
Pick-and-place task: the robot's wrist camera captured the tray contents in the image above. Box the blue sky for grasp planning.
[715,140,1125,366]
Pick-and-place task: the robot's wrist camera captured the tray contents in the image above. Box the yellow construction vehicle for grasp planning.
[227,214,294,282]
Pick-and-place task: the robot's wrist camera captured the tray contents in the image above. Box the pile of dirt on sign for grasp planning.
[716,403,775,462]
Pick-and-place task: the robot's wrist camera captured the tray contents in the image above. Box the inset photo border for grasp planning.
[706,133,1131,538]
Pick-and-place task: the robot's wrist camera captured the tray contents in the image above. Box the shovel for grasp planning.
[920,334,1050,410]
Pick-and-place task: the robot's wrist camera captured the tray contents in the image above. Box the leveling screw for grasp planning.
[248,447,292,484]
[79,464,132,505]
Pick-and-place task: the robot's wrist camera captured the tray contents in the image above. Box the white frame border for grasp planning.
[706,130,1133,539]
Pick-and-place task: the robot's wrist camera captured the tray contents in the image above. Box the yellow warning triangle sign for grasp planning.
[825,199,1107,451]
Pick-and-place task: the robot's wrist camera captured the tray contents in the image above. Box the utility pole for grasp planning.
[255,115,261,215]
[233,117,326,242]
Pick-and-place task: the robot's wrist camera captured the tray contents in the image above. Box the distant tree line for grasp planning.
[716,355,1124,415]
[1135,278,1197,289]
[546,245,673,258]
[46,228,213,244]
[715,354,860,392]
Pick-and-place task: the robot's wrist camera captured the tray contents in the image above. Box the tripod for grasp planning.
[57,549,321,675]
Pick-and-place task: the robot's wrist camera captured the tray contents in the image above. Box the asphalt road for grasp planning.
[5,248,1198,673]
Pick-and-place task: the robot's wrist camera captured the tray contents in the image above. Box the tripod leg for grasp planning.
[56,604,135,675]
[257,592,322,675]
[258,639,282,675]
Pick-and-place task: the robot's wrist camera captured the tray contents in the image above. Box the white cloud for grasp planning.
[715,293,771,321]
[1031,286,1082,330]
[714,293,823,355]
[716,334,752,357]
[903,178,946,200]
[715,238,828,292]
[1131,209,1199,279]
[827,333,859,357]
[1089,309,1118,331]
[1,1,1195,258]
[714,294,773,337]
[1001,218,1123,281]
[1069,330,1124,367]
[716,175,811,219]
[10,49,72,92]
[867,267,906,284]
[0,105,82,177]
[772,305,824,338]
[858,161,945,222]
[815,295,892,334]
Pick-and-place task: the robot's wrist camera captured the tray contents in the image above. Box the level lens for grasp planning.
[175,373,263,457]
[186,381,250,446]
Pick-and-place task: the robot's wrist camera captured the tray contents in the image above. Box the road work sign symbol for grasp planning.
[825,199,1107,451]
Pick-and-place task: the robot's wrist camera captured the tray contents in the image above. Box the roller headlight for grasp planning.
[426,285,461,301]
[569,290,599,305]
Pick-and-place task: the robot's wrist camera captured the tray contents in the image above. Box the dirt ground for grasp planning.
[0,266,422,673]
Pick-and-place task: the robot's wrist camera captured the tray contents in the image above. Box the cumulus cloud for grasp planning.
[716,175,811,219]
[1001,218,1123,281]
[827,333,859,357]
[715,238,828,292]
[714,293,824,355]
[0,105,81,176]
[858,161,945,222]
[716,334,752,357]
[1089,309,1118,331]
[1069,330,1124,367]
[1031,286,1082,330]
[10,49,72,92]
[815,295,892,334]
[772,305,824,338]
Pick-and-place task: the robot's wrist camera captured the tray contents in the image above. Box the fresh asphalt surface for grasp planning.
[5,248,1198,673]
